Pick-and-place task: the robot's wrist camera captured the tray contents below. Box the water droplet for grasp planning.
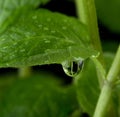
[45,40,50,43]
[43,27,49,30]
[3,46,8,49]
[9,55,15,59]
[62,58,84,77]
[51,30,56,33]
[1,38,5,42]
[6,63,10,67]
[38,24,42,28]
[62,26,67,30]
[44,39,50,43]
[63,19,67,22]
[13,42,17,46]
[32,15,37,19]
[47,18,51,22]
[20,49,25,52]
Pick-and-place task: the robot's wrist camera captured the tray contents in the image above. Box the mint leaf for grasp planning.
[0,0,49,33]
[0,9,98,68]
[0,74,79,117]
[75,59,100,116]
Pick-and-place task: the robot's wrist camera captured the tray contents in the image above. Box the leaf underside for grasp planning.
[0,9,98,68]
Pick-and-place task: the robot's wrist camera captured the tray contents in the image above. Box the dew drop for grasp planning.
[38,24,42,28]
[47,18,51,22]
[51,30,56,33]
[32,15,37,19]
[44,39,50,43]
[9,55,15,59]
[13,42,17,46]
[63,19,67,23]
[6,63,10,67]
[43,27,49,30]
[20,49,25,53]
[62,58,84,77]
[62,26,67,30]
[43,38,50,43]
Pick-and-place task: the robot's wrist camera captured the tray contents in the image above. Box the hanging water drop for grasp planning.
[62,58,84,77]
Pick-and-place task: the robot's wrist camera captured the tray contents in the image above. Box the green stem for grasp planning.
[18,67,32,78]
[93,45,120,117]
[75,0,104,66]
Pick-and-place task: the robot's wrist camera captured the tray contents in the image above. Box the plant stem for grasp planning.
[93,45,120,117]
[75,0,104,66]
[18,67,32,78]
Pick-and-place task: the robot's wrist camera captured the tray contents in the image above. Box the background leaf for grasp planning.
[95,0,120,33]
[0,0,50,33]
[0,9,98,68]
[75,59,100,116]
[75,52,118,117]
[0,73,80,117]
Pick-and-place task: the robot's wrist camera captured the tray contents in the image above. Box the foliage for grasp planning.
[0,0,120,117]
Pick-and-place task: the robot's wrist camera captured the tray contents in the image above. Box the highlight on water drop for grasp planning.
[62,58,84,77]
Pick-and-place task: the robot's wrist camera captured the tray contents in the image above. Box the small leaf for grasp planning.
[0,74,80,117]
[0,0,49,33]
[0,9,98,68]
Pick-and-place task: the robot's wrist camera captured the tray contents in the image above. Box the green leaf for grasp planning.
[0,73,80,117]
[0,0,49,33]
[75,59,100,116]
[95,0,120,33]
[0,9,98,68]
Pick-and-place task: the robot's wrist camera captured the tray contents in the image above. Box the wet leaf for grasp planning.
[0,0,49,33]
[0,9,98,68]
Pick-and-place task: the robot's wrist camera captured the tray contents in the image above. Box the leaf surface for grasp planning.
[0,0,49,33]
[0,9,98,68]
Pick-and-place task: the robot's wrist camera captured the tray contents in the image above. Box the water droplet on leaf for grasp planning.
[43,38,50,43]
[38,24,42,28]
[51,30,56,33]
[20,49,25,53]
[43,27,49,30]
[32,15,37,19]
[47,18,51,22]
[62,58,84,77]
[62,26,67,30]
